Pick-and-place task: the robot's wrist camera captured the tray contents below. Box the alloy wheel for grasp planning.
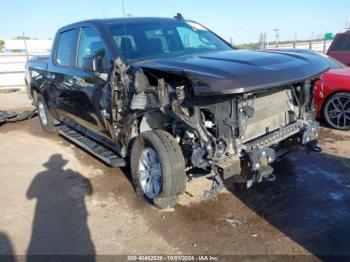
[38,101,48,126]
[325,94,350,129]
[138,147,162,199]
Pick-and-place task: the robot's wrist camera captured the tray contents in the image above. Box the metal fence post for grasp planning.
[23,32,29,61]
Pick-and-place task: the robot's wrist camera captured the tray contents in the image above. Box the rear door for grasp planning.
[46,28,81,123]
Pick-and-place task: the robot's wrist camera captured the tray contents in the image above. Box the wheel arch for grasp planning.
[126,110,169,156]
[29,83,41,104]
[138,110,168,134]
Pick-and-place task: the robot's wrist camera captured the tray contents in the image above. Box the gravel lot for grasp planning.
[0,92,349,258]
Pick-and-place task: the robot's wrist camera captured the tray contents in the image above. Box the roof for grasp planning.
[62,17,183,29]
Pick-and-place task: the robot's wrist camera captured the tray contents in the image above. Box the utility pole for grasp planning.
[232,28,242,46]
[259,33,263,49]
[293,32,297,48]
[346,17,350,30]
[273,28,280,48]
[309,30,314,50]
[259,33,266,49]
[22,32,29,61]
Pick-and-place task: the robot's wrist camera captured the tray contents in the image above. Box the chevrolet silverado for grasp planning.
[25,15,329,208]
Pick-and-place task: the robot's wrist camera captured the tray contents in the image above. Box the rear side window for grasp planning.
[329,35,350,51]
[56,29,78,66]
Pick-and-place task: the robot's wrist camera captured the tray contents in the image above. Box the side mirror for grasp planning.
[82,55,104,73]
[93,55,104,73]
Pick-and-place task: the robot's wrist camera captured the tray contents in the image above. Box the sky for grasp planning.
[1,0,349,44]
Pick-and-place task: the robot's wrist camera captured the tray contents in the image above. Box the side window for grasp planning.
[56,29,78,67]
[176,26,216,50]
[77,27,106,71]
[330,36,350,51]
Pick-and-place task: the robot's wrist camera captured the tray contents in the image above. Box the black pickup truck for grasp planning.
[25,15,328,208]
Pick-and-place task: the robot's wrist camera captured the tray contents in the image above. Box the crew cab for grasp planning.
[25,15,329,209]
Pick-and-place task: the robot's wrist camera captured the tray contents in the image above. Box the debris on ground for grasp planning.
[0,109,37,125]
[225,218,242,228]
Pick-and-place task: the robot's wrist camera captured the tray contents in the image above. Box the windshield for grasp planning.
[108,20,232,63]
[324,55,347,69]
[328,35,350,51]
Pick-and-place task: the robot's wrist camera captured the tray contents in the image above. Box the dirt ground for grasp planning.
[0,92,350,259]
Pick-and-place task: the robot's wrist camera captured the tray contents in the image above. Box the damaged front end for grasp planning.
[109,51,327,195]
[171,80,321,189]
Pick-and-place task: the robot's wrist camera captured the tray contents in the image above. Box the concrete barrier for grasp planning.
[274,40,333,53]
[0,53,49,90]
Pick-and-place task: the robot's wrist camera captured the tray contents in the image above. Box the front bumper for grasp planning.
[242,119,319,152]
[214,119,320,181]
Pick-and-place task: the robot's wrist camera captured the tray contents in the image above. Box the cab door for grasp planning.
[70,26,113,139]
[46,28,81,122]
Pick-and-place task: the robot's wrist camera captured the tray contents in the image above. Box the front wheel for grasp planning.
[323,92,350,130]
[36,94,57,133]
[130,130,186,209]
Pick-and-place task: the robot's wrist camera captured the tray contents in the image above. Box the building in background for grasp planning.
[0,39,52,89]
[3,39,52,54]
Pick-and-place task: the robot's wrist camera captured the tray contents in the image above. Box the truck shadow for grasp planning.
[26,154,95,261]
[226,148,350,257]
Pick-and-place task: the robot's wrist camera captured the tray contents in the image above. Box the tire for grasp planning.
[36,94,57,133]
[323,92,350,130]
[130,130,186,209]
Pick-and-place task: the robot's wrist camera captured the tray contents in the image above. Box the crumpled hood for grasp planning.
[134,49,330,96]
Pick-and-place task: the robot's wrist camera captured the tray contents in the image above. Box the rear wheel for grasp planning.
[130,130,186,209]
[323,92,350,130]
[36,94,57,133]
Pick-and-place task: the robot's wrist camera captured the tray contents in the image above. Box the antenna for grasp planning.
[273,28,280,48]
[121,0,125,18]
[121,0,128,63]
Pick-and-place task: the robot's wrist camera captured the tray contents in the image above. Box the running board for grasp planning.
[58,125,126,167]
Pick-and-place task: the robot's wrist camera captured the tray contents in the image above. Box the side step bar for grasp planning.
[58,125,126,167]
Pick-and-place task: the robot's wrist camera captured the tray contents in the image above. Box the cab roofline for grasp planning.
[59,16,192,31]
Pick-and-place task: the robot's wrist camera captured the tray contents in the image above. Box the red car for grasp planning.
[327,31,350,66]
[269,49,350,130]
